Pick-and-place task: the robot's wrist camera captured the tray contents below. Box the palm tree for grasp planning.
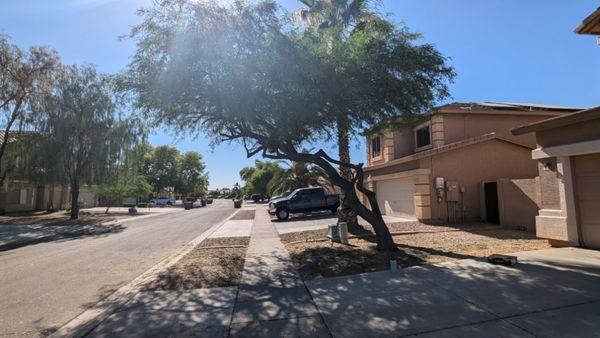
[267,161,332,196]
[294,0,371,224]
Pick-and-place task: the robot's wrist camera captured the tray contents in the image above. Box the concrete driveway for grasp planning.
[307,247,600,337]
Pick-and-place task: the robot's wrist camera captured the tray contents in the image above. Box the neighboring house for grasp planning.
[363,102,581,229]
[512,107,600,248]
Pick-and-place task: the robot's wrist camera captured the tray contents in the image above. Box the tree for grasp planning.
[177,151,208,198]
[294,0,372,225]
[239,160,283,197]
[144,145,180,195]
[0,36,58,186]
[35,65,136,219]
[267,161,331,195]
[94,176,152,213]
[124,0,453,250]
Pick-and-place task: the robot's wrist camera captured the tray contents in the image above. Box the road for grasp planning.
[0,199,235,337]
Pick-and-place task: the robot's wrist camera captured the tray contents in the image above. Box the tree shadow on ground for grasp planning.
[305,251,600,337]
[0,222,126,252]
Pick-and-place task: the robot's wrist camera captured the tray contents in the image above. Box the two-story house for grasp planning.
[363,102,581,228]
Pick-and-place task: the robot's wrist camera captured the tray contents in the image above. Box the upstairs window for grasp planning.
[371,136,381,158]
[414,123,432,151]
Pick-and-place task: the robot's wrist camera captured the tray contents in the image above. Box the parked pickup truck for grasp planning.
[267,187,340,220]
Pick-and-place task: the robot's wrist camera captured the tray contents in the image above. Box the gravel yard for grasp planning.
[145,236,250,290]
[281,227,550,280]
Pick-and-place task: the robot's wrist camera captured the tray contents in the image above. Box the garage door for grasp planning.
[376,178,415,219]
[574,154,600,249]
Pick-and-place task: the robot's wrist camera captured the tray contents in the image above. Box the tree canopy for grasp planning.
[124,0,454,250]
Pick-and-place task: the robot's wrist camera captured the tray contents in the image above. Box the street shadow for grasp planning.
[0,222,126,252]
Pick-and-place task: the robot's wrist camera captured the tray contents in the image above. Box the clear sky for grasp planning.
[2,0,599,189]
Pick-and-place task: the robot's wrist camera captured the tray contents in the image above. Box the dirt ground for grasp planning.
[281,228,550,280]
[145,237,250,290]
[0,210,140,227]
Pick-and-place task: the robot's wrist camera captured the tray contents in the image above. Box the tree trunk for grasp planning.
[70,182,80,220]
[336,116,358,227]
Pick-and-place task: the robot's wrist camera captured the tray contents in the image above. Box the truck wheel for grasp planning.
[276,208,289,220]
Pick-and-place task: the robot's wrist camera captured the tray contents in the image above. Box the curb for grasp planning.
[50,207,242,338]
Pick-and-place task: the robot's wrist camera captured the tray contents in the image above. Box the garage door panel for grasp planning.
[376,179,415,219]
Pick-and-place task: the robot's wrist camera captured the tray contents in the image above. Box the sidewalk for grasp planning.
[228,206,330,336]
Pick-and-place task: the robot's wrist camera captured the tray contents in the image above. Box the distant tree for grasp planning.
[239,160,283,197]
[34,65,136,219]
[0,36,58,186]
[208,189,220,198]
[124,0,453,250]
[93,176,152,213]
[267,161,331,195]
[177,151,208,198]
[144,145,180,195]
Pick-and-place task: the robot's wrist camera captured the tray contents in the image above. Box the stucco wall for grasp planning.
[536,118,600,147]
[424,140,539,223]
[442,113,545,148]
[498,178,539,232]
[392,126,416,159]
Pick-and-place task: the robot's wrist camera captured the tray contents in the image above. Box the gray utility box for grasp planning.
[328,222,348,244]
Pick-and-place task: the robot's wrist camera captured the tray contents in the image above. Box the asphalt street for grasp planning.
[0,199,235,337]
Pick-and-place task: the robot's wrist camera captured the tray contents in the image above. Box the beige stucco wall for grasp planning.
[497,178,539,232]
[536,118,600,147]
[422,140,538,223]
[442,113,546,148]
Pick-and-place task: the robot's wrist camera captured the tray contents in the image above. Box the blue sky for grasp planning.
[2,0,599,189]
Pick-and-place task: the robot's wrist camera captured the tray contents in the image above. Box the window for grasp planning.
[414,123,431,150]
[371,136,381,158]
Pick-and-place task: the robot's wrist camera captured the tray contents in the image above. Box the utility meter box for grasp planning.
[446,181,459,202]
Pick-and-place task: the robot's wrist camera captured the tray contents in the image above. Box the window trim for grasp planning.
[414,121,433,152]
[370,135,382,160]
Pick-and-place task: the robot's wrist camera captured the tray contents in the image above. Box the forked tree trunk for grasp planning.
[70,182,80,220]
[266,146,397,251]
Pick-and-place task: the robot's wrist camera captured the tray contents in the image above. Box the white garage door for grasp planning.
[376,178,415,219]
[574,154,600,249]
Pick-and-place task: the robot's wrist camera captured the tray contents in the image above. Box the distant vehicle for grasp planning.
[269,191,292,202]
[206,198,213,204]
[267,187,340,220]
[149,197,176,206]
[251,194,267,203]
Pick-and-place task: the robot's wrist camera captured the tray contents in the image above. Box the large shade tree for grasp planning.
[35,65,138,219]
[123,0,453,250]
[0,36,58,186]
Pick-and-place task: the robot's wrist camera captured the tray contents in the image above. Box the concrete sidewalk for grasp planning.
[229,206,330,336]
[307,247,600,337]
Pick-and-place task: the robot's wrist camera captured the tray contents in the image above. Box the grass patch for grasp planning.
[283,229,550,280]
[145,236,250,290]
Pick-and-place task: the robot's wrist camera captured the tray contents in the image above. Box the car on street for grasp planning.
[149,197,176,206]
[267,187,340,220]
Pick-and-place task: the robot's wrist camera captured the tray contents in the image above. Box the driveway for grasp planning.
[0,199,235,337]
[307,247,600,337]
